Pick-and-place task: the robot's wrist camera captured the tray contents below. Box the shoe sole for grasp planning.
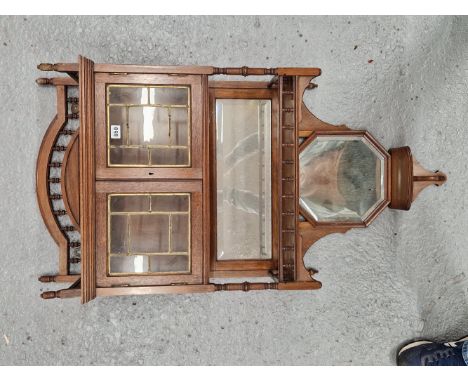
[398,340,433,356]
[398,335,468,356]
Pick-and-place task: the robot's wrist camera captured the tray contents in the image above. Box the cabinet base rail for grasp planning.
[40,281,322,299]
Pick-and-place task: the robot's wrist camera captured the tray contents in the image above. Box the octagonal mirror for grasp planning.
[299,132,389,225]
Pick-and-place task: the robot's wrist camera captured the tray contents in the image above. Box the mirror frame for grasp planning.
[298,130,391,228]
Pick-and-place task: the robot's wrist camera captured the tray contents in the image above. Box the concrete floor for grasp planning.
[0,15,467,365]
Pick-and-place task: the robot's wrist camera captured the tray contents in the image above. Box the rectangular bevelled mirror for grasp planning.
[108,193,191,275]
[215,99,272,261]
[107,85,191,167]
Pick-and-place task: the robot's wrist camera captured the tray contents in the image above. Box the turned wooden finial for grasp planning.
[36,77,52,85]
[389,147,447,210]
[37,63,56,71]
[39,275,56,283]
[412,160,447,202]
[41,291,57,299]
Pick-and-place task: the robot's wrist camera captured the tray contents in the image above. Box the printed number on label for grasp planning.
[111,125,121,139]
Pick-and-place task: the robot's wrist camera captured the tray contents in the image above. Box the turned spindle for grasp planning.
[60,129,75,135]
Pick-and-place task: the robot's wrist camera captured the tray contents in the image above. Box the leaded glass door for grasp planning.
[94,74,204,286]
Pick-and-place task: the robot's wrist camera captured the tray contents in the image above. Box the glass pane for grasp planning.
[149,255,189,273]
[110,195,150,212]
[110,255,149,274]
[109,87,148,104]
[151,107,171,146]
[109,147,148,165]
[151,194,189,212]
[107,85,190,167]
[171,215,189,252]
[108,193,191,275]
[299,136,385,222]
[150,147,188,166]
[109,215,128,254]
[216,99,272,260]
[128,106,167,146]
[129,215,169,253]
[169,107,189,146]
[149,87,188,106]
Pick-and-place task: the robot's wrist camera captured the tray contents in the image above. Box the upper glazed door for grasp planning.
[95,73,203,180]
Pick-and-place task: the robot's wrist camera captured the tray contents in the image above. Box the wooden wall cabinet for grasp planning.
[36,58,447,303]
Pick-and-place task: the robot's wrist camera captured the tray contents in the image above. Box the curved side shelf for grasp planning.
[36,84,81,276]
[36,86,69,274]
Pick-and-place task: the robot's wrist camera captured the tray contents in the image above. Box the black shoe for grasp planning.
[397,336,468,366]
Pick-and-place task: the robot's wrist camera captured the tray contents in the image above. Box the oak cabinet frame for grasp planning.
[35,58,447,302]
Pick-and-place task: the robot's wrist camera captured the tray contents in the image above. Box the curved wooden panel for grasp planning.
[36,85,69,275]
[298,222,350,285]
[297,76,349,137]
[61,134,80,229]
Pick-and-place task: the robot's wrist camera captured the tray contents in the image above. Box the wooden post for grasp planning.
[79,56,96,304]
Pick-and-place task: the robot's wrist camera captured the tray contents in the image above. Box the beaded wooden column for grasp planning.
[278,76,298,282]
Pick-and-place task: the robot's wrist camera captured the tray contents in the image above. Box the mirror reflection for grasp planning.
[216,99,272,260]
[299,136,385,223]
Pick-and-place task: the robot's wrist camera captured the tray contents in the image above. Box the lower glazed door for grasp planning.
[95,181,203,287]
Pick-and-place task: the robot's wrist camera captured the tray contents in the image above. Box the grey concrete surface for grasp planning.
[0,15,467,365]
